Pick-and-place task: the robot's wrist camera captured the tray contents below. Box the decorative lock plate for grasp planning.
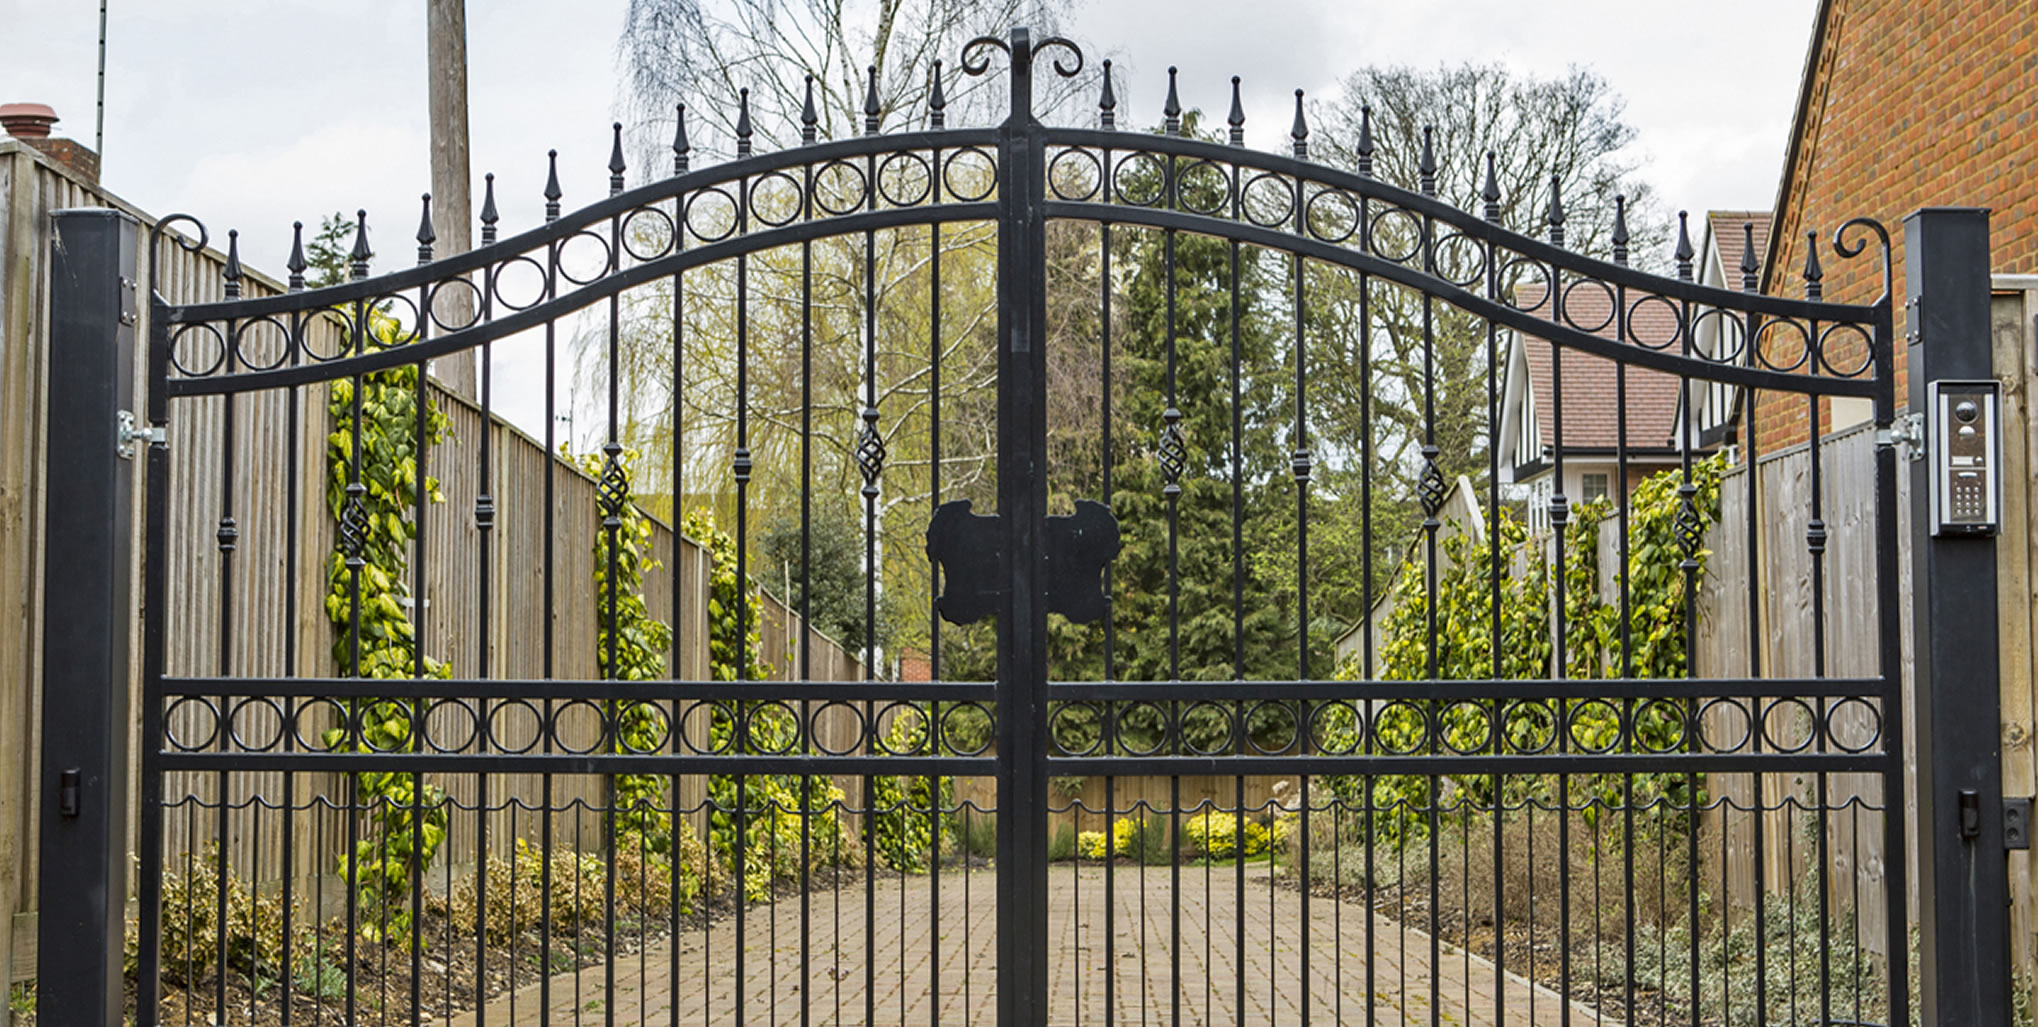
[926,498,1122,626]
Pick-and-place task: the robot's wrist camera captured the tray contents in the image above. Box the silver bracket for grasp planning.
[116,409,165,459]
[1881,411,1925,462]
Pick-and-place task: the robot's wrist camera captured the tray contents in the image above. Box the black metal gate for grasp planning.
[118,27,1914,1027]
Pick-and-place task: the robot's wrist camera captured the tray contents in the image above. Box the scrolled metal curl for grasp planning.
[147,213,210,296]
[1832,216,1892,303]
[1034,37,1085,78]
[958,36,1011,77]
[958,33,1084,79]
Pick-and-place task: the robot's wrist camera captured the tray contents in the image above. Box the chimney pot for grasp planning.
[0,103,58,139]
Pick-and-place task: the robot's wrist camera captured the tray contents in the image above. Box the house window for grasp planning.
[1581,472,1611,504]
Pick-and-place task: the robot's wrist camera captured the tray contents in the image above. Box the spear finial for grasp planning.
[349,209,372,279]
[1611,195,1630,266]
[480,173,499,244]
[802,74,819,143]
[286,221,307,291]
[1740,221,1759,291]
[543,150,562,221]
[736,88,753,156]
[1545,175,1565,247]
[1674,211,1695,280]
[1291,89,1309,159]
[223,229,243,297]
[1481,151,1501,222]
[1227,76,1245,146]
[672,103,690,174]
[929,61,947,130]
[1099,59,1117,130]
[864,64,881,136]
[608,122,627,195]
[1803,229,1824,299]
[1163,67,1182,136]
[416,193,436,264]
[1356,105,1373,177]
[1418,126,1436,195]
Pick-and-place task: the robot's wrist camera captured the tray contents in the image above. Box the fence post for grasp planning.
[37,208,138,1027]
[1906,206,2012,1027]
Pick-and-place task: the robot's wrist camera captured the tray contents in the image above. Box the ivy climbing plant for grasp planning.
[870,709,956,873]
[1325,456,1725,841]
[322,309,452,944]
[573,447,679,852]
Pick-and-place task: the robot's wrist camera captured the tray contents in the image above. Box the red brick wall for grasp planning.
[1753,0,2037,452]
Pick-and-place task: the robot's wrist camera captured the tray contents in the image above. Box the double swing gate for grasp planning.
[121,27,1910,1027]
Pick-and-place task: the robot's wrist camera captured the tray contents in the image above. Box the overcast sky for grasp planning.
[5,0,1819,439]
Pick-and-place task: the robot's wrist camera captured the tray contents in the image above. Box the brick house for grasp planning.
[1746,0,2037,452]
[1497,281,1720,533]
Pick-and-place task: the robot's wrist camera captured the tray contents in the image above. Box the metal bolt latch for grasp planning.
[1881,411,1925,462]
[116,409,165,459]
[57,769,79,818]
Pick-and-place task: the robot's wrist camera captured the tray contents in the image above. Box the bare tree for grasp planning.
[1295,64,1666,621]
[617,0,1073,163]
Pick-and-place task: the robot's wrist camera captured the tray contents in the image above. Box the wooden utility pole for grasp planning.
[427,0,477,399]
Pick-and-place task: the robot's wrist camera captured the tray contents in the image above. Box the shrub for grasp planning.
[1075,831,1109,861]
[1182,811,1270,860]
[129,845,291,989]
[441,827,705,945]
[871,707,957,872]
[1111,814,1170,863]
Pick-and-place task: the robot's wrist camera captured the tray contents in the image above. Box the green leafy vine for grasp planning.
[573,448,678,851]
[322,309,453,944]
[1327,457,1725,841]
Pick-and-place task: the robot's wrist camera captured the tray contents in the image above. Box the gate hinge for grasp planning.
[117,409,165,459]
[2006,796,2032,850]
[1880,412,1924,462]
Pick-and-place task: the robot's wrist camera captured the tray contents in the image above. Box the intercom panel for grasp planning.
[1928,379,2001,537]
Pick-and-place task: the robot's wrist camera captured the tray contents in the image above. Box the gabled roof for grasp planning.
[1512,282,1686,454]
[1704,211,1773,287]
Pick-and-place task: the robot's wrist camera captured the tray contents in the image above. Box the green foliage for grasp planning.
[1075,830,1109,861]
[293,957,350,1003]
[1111,813,1172,864]
[757,505,894,656]
[322,308,453,943]
[870,708,956,872]
[683,508,860,900]
[1327,458,1725,841]
[442,835,702,944]
[574,447,678,851]
[684,508,772,683]
[1182,810,1270,860]
[129,845,292,989]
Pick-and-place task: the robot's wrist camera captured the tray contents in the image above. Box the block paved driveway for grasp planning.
[453,863,1612,1026]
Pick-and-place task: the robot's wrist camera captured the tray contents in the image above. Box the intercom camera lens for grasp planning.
[1955,400,1980,423]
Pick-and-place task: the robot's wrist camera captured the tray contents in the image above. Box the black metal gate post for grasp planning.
[38,208,140,1027]
[994,26,1053,1027]
[1906,206,2012,1027]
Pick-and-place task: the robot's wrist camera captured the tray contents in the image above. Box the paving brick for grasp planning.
[451,865,1615,1026]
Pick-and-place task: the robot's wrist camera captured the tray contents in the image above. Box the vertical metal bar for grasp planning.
[1870,277,1907,1027]
[1906,206,2009,1027]
[994,28,1052,1027]
[39,208,138,1027]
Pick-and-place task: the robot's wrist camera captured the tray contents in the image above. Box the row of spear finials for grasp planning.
[212,58,1791,305]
